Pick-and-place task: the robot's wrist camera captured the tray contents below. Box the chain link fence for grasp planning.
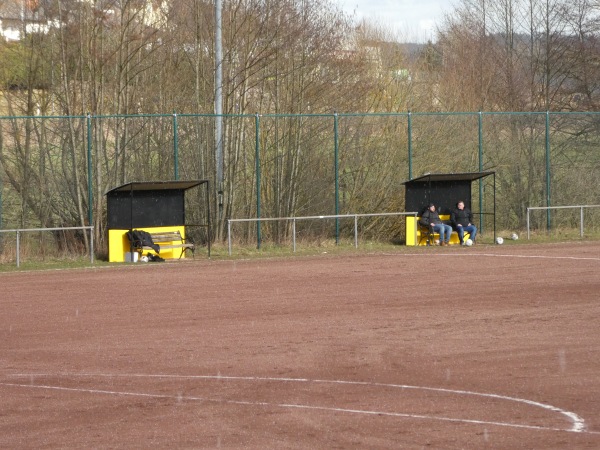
[1,111,600,259]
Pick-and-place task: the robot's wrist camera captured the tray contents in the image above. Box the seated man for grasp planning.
[419,203,453,246]
[451,200,478,245]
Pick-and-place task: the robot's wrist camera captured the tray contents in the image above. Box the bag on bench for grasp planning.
[126,230,160,253]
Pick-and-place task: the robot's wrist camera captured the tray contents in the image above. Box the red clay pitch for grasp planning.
[1,242,600,448]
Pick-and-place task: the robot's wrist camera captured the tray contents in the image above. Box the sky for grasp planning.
[334,0,455,43]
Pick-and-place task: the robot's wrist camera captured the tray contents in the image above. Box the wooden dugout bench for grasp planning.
[128,229,195,259]
[405,215,471,246]
[108,226,195,262]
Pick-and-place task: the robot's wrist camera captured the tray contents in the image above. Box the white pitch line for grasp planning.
[466,253,600,261]
[1,373,592,434]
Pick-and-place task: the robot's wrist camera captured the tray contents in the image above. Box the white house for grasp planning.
[0,0,54,41]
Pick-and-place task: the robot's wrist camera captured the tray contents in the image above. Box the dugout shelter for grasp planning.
[403,171,496,245]
[106,180,210,262]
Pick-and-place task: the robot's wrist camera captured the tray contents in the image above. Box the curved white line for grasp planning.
[1,373,589,434]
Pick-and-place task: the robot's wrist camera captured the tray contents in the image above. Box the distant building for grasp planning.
[0,0,54,41]
[1,0,170,41]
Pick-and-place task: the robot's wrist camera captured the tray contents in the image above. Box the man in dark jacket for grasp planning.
[451,200,478,245]
[419,203,452,246]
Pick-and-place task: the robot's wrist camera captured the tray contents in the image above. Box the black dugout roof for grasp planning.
[402,171,495,185]
[106,180,208,194]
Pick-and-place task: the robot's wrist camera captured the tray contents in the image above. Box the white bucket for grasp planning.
[124,252,139,262]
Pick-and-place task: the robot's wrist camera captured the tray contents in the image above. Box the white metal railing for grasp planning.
[0,226,94,267]
[526,205,600,239]
[227,212,418,255]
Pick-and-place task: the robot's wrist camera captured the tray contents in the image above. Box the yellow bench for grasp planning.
[108,226,194,262]
[406,215,470,246]
[129,230,194,259]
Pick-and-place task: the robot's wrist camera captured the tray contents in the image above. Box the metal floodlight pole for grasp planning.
[545,111,551,230]
[478,111,483,233]
[215,0,224,221]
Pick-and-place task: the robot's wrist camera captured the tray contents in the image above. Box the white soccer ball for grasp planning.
[465,238,473,246]
[434,239,440,245]
[140,255,149,262]
[511,233,519,240]
[495,237,504,245]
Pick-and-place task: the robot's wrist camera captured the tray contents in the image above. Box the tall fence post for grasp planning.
[228,219,232,255]
[255,113,262,249]
[0,180,2,251]
[407,110,413,180]
[215,0,224,223]
[16,230,20,268]
[86,113,93,227]
[173,112,179,180]
[334,112,340,244]
[90,226,95,264]
[0,144,3,251]
[292,218,296,252]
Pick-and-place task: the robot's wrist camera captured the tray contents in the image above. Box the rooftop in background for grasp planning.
[0,0,53,41]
